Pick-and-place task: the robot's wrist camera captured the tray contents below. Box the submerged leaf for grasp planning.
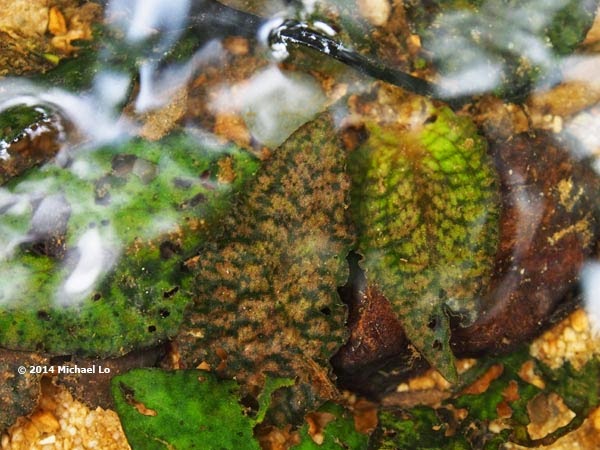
[112,369,262,450]
[349,105,500,381]
[0,133,258,356]
[176,113,355,422]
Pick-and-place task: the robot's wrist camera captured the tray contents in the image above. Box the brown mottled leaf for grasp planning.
[176,113,355,423]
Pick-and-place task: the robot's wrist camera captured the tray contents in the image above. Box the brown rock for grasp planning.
[452,132,599,356]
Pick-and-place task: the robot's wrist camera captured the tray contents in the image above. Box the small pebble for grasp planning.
[357,0,391,26]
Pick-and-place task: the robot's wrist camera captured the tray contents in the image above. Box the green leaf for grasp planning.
[112,369,261,450]
[175,112,355,423]
[349,104,500,381]
[291,402,369,450]
[0,133,258,356]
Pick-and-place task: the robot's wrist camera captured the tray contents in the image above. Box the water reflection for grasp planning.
[61,228,118,302]
[212,66,326,147]
[581,262,600,335]
[425,0,594,98]
[107,0,190,43]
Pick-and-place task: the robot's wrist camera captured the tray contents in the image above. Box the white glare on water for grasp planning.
[106,0,194,112]
[0,0,218,308]
[134,40,223,112]
[211,66,326,148]
[61,228,118,303]
[106,0,190,43]
[430,0,567,97]
[580,262,600,336]
[93,71,131,110]
[0,82,129,146]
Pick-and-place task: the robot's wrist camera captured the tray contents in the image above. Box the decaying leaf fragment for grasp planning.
[176,113,355,422]
[349,105,500,382]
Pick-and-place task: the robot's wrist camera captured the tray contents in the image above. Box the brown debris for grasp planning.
[380,389,452,410]
[216,155,237,184]
[255,425,300,450]
[461,364,504,395]
[351,398,378,434]
[0,1,101,75]
[305,410,337,445]
[530,308,600,370]
[527,81,600,122]
[223,37,250,56]
[213,113,251,148]
[48,7,67,36]
[506,407,600,450]
[49,3,100,55]
[138,88,188,141]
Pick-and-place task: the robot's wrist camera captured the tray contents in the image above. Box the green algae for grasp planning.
[0,133,258,356]
[113,369,362,450]
[349,106,500,381]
